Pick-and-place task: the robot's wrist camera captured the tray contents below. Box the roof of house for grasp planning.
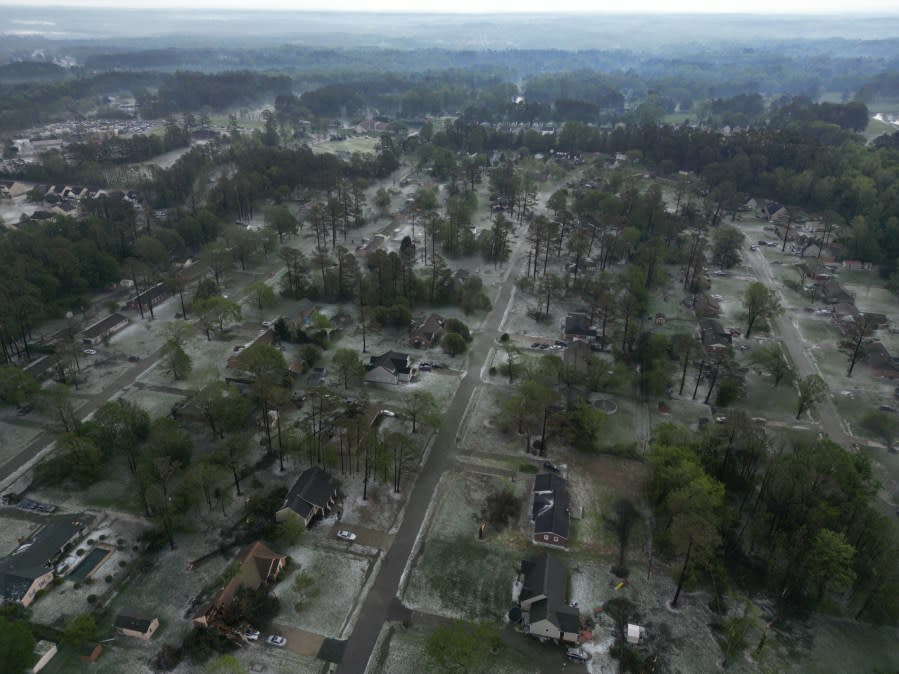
[368,351,411,375]
[411,314,444,342]
[564,313,597,337]
[533,474,570,540]
[821,278,853,303]
[114,615,155,633]
[280,466,335,520]
[132,282,170,304]
[863,342,899,373]
[213,541,286,610]
[81,313,128,340]
[520,553,580,632]
[0,518,82,602]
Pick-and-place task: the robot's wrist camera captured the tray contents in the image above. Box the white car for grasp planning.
[262,320,273,328]
[566,647,590,662]
[266,634,286,647]
[379,409,397,418]
[244,627,260,641]
[83,348,97,355]
[337,530,357,542]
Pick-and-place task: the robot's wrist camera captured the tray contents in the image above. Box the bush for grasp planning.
[488,366,497,376]
[482,487,521,531]
[105,575,113,583]
[87,594,97,604]
[499,333,510,342]
[442,332,468,356]
[118,560,127,568]
[445,318,471,342]
[519,463,538,474]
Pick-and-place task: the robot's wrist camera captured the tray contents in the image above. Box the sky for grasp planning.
[0,0,897,12]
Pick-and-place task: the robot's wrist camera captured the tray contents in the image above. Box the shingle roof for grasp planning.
[369,351,411,375]
[520,553,580,633]
[281,466,335,519]
[533,474,570,540]
[115,615,155,633]
[0,518,82,602]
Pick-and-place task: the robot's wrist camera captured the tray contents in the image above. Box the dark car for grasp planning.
[543,461,560,473]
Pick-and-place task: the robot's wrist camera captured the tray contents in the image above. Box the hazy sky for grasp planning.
[1,0,897,12]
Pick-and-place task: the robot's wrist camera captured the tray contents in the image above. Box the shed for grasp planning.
[31,640,57,673]
[114,614,159,640]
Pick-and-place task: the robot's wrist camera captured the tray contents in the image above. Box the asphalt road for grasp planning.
[743,242,853,447]
[337,240,526,674]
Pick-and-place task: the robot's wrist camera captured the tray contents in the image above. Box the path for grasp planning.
[743,241,853,447]
[337,229,529,673]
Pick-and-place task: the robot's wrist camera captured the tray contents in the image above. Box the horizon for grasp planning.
[1,2,899,15]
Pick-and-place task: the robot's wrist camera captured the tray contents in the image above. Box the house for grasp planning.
[0,518,83,607]
[842,260,873,271]
[114,614,159,640]
[518,553,581,644]
[409,313,445,349]
[31,640,57,673]
[81,313,129,346]
[862,342,899,379]
[306,367,327,387]
[193,541,287,627]
[762,201,783,221]
[831,302,859,330]
[818,278,853,305]
[691,292,721,318]
[365,351,414,385]
[293,298,319,329]
[276,466,337,527]
[654,313,667,326]
[127,282,171,311]
[78,643,103,664]
[0,179,29,198]
[226,328,277,372]
[531,473,570,549]
[562,313,598,343]
[699,318,732,348]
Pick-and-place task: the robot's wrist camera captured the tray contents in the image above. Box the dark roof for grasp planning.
[520,553,580,633]
[81,313,128,340]
[564,313,597,337]
[0,518,82,602]
[533,474,570,540]
[281,466,335,519]
[115,615,155,633]
[411,314,444,342]
[369,351,411,375]
[132,282,169,304]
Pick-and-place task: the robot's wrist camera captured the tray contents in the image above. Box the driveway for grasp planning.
[271,623,326,657]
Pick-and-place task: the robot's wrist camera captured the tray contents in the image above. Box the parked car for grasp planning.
[566,647,590,662]
[432,362,446,369]
[379,409,397,418]
[265,635,286,647]
[83,348,97,355]
[750,245,758,251]
[419,363,432,371]
[244,627,260,641]
[543,461,560,473]
[336,530,357,542]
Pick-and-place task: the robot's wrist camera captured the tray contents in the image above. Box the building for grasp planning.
[31,640,57,673]
[0,518,83,607]
[562,313,598,343]
[114,615,159,640]
[409,313,445,349]
[127,282,171,311]
[80,313,129,346]
[518,553,580,644]
[531,474,571,549]
[276,466,337,528]
[193,541,287,628]
[365,351,414,385]
[699,318,732,349]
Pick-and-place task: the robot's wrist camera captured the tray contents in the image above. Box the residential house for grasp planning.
[31,640,57,673]
[817,278,853,305]
[831,303,859,331]
[518,553,581,644]
[841,260,873,271]
[0,518,83,607]
[365,351,414,384]
[409,313,445,348]
[699,318,732,348]
[114,615,159,640]
[306,367,327,387]
[193,541,287,628]
[861,342,899,379]
[691,292,721,318]
[0,179,28,198]
[531,473,570,549]
[293,298,319,330]
[225,328,277,372]
[81,313,129,346]
[276,466,337,528]
[127,282,171,312]
[562,313,598,343]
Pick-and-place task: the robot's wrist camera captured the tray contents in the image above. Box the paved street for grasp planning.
[743,240,853,447]
[337,234,528,673]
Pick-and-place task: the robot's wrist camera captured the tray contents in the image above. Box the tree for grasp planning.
[218,432,250,496]
[444,318,472,343]
[0,616,35,674]
[205,655,247,674]
[62,613,98,646]
[242,343,287,454]
[742,282,782,339]
[197,382,250,439]
[162,337,192,380]
[711,224,745,269]
[90,398,150,473]
[59,433,104,485]
[750,344,793,387]
[805,529,856,602]
[795,374,827,420]
[846,313,879,377]
[403,390,439,433]
[425,620,504,674]
[861,411,899,451]
[442,332,467,356]
[264,204,298,243]
[374,187,391,215]
[333,348,364,389]
[0,365,40,406]
[194,296,242,338]
[247,281,277,312]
